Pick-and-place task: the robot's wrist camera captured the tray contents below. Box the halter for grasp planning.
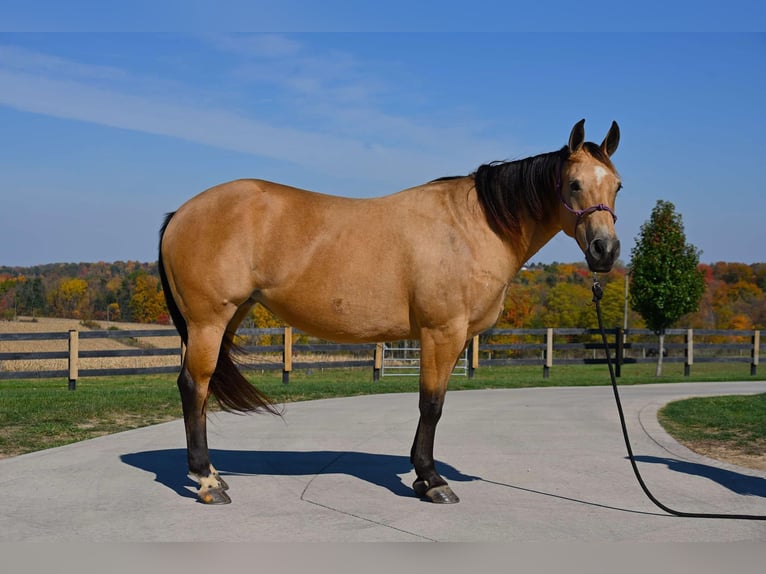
[555,158,618,234]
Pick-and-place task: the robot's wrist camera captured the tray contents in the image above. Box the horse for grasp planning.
[158,119,622,505]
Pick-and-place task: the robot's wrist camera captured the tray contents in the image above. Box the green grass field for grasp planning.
[1,361,764,458]
[659,394,766,454]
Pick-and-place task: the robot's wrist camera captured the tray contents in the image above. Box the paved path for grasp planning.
[2,381,766,542]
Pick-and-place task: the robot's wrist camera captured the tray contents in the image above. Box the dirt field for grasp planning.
[680,440,766,472]
[0,317,181,373]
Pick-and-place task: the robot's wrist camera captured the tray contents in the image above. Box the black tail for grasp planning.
[159,212,280,415]
[158,213,188,344]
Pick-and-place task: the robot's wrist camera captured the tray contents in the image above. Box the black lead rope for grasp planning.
[591,275,766,520]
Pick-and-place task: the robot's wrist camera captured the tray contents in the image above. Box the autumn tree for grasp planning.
[537,282,592,328]
[50,278,89,318]
[107,302,121,322]
[501,284,538,328]
[249,303,286,345]
[629,200,704,376]
[0,276,17,319]
[129,274,167,323]
[581,280,626,330]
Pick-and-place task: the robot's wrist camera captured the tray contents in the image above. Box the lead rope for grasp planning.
[591,274,766,520]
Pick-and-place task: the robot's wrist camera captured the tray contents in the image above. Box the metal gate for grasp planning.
[381,343,468,377]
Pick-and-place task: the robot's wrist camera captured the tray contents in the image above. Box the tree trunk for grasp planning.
[655,332,665,377]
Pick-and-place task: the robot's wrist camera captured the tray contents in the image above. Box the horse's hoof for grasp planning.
[198,486,232,505]
[412,480,460,503]
[215,475,230,491]
[425,484,460,504]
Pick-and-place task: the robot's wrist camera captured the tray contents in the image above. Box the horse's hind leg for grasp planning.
[410,327,465,504]
[179,325,231,504]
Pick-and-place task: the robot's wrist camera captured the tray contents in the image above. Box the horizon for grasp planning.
[3,257,765,272]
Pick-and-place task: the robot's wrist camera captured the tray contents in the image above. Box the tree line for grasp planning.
[1,258,764,331]
[0,261,167,324]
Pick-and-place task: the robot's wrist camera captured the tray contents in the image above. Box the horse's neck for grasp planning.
[519,219,562,267]
[477,193,561,278]
[417,176,562,281]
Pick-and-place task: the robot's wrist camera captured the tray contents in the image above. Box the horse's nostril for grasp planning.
[587,237,620,271]
[590,239,606,258]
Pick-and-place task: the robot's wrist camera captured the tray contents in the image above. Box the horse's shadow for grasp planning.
[632,455,766,498]
[121,449,480,501]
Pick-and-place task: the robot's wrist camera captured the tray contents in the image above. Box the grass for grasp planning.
[1,361,764,459]
[0,375,182,456]
[659,394,766,456]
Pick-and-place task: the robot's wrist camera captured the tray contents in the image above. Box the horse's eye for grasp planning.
[570,180,581,192]
[617,182,623,193]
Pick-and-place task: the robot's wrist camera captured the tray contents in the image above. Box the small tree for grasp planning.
[630,200,704,375]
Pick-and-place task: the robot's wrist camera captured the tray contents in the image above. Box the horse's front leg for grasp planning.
[178,339,231,504]
[409,328,466,504]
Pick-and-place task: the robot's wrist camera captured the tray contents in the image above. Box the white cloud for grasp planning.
[0,45,128,82]
[0,39,510,188]
[0,68,448,182]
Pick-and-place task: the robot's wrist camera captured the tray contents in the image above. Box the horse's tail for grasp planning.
[158,213,187,343]
[159,212,281,415]
[210,334,282,415]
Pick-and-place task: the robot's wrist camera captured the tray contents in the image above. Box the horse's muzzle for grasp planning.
[586,236,620,273]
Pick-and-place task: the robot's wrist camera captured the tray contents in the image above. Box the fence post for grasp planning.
[373,343,383,381]
[544,328,553,379]
[468,335,479,379]
[68,329,79,390]
[615,327,623,378]
[685,328,693,377]
[282,326,292,384]
[752,330,760,376]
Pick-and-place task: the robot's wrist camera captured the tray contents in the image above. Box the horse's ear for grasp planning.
[601,121,620,157]
[568,119,585,153]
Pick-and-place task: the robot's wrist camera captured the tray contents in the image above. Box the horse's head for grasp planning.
[559,119,621,273]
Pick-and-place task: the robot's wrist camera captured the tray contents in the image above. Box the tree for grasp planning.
[250,303,285,345]
[629,200,704,375]
[581,279,625,330]
[501,284,538,328]
[107,302,121,322]
[51,278,89,318]
[129,274,167,323]
[537,282,591,328]
[17,277,46,316]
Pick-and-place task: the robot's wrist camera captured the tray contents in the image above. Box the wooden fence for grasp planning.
[0,326,762,388]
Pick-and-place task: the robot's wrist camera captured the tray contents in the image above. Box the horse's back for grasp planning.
[161,179,413,338]
[161,177,509,341]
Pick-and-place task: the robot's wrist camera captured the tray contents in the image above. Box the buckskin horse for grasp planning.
[158,119,621,504]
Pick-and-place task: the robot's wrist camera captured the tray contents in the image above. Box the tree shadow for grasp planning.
[632,455,766,497]
[121,449,480,501]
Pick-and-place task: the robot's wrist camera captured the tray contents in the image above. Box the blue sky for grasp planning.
[1,27,765,267]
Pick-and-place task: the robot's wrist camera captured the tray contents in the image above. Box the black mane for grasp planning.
[472,147,568,241]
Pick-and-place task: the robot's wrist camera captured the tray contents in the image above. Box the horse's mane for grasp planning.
[431,143,613,242]
[472,146,568,240]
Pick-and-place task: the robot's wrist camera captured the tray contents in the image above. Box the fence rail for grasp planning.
[0,325,762,387]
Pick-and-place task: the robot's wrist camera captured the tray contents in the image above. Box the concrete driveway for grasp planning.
[2,381,766,542]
